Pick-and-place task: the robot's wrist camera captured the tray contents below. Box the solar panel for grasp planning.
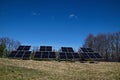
[68,47,74,52]
[87,53,96,58]
[8,51,17,58]
[40,46,46,51]
[46,46,52,51]
[23,46,31,50]
[66,52,73,59]
[15,51,25,58]
[17,46,24,50]
[34,52,42,59]
[42,52,49,58]
[61,47,68,52]
[59,52,66,59]
[73,53,80,59]
[49,52,56,58]
[86,48,94,52]
[40,46,52,51]
[81,48,88,52]
[61,47,74,52]
[94,53,102,58]
[23,51,31,59]
[80,53,89,58]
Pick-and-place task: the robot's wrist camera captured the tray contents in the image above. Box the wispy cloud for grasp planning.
[69,14,78,19]
[32,12,40,16]
[32,12,37,15]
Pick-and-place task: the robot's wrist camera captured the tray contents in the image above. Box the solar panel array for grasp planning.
[8,45,102,61]
[8,45,31,59]
[59,47,80,60]
[34,46,56,60]
[80,48,102,59]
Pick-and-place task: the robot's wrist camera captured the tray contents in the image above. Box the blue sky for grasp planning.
[0,0,120,50]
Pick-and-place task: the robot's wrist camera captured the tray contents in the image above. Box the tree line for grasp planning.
[83,31,120,62]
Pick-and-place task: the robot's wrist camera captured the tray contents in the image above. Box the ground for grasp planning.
[0,58,120,80]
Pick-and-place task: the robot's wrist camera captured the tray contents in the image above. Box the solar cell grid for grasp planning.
[87,53,96,58]
[17,46,24,50]
[23,51,31,59]
[42,52,49,58]
[46,46,52,51]
[49,52,56,58]
[94,53,102,58]
[40,46,52,51]
[61,47,74,52]
[73,53,80,59]
[8,51,17,58]
[15,51,25,58]
[59,52,66,59]
[24,46,31,50]
[81,53,89,58]
[68,47,74,52]
[61,47,68,52]
[40,48,46,51]
[34,52,42,58]
[40,46,46,51]
[81,48,88,52]
[66,52,73,59]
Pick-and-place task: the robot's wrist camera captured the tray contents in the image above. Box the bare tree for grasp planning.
[0,37,21,57]
[0,37,21,51]
[82,31,120,62]
[83,33,94,48]
[114,31,120,61]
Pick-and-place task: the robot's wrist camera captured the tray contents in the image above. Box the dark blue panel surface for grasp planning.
[88,53,96,58]
[59,52,66,59]
[34,52,42,58]
[81,48,88,52]
[23,51,31,59]
[24,46,31,50]
[68,48,74,52]
[42,52,49,58]
[94,53,102,58]
[49,52,56,58]
[17,46,24,50]
[8,51,17,58]
[81,53,89,58]
[61,47,68,52]
[66,52,73,59]
[15,51,24,58]
[73,53,80,59]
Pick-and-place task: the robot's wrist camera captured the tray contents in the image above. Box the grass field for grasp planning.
[0,58,120,80]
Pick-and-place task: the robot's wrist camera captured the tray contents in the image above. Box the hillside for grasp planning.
[0,58,120,80]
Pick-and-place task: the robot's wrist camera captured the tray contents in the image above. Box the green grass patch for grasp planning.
[0,64,49,80]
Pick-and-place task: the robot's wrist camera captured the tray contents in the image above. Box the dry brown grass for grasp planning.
[0,58,120,80]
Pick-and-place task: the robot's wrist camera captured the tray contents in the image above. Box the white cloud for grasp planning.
[32,12,37,15]
[32,12,40,16]
[69,14,78,19]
